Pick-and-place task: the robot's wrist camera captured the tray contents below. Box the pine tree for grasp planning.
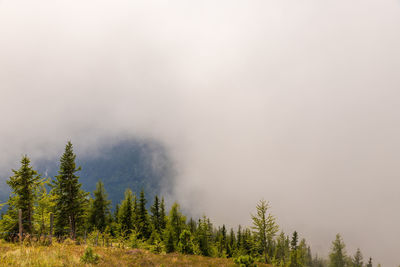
[1,155,40,235]
[352,248,363,267]
[118,189,134,236]
[195,216,213,256]
[290,231,299,267]
[52,142,88,239]
[251,199,279,263]
[237,225,242,250]
[291,231,299,250]
[88,181,111,232]
[227,228,236,257]
[137,189,150,239]
[150,195,161,234]
[160,197,167,230]
[329,234,347,267]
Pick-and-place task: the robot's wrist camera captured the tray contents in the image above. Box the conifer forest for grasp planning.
[0,142,380,267]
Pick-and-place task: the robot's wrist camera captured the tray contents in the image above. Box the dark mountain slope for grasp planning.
[0,139,175,209]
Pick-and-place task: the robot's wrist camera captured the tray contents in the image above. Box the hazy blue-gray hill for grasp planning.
[0,139,174,209]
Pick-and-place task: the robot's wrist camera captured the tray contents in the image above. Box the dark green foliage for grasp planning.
[195,216,213,256]
[52,142,88,239]
[118,189,134,236]
[291,231,298,250]
[136,189,150,239]
[178,229,194,254]
[165,227,175,253]
[290,231,299,267]
[233,255,256,267]
[227,228,236,257]
[88,181,111,232]
[1,155,40,235]
[80,247,100,264]
[150,195,161,234]
[160,197,167,230]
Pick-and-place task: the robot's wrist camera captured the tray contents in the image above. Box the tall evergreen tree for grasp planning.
[195,215,213,256]
[291,231,299,250]
[352,248,363,267]
[52,142,88,239]
[88,181,111,232]
[290,231,300,267]
[137,189,150,239]
[118,189,134,236]
[150,195,161,234]
[329,234,347,267]
[251,199,279,263]
[160,197,167,230]
[1,155,40,235]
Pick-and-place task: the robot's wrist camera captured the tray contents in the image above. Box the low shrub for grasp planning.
[233,255,257,267]
[80,247,100,264]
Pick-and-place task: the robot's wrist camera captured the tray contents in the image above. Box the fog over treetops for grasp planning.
[1,0,400,265]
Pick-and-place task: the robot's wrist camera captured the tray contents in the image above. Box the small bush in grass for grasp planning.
[128,231,142,248]
[63,238,75,245]
[233,255,257,267]
[81,247,100,264]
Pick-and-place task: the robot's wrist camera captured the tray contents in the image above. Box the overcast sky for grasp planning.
[1,0,400,265]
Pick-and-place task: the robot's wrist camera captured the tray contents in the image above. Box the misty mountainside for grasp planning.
[0,139,174,208]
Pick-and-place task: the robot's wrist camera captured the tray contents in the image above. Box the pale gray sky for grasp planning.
[1,0,400,265]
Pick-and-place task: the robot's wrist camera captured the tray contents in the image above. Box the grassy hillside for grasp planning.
[0,241,269,267]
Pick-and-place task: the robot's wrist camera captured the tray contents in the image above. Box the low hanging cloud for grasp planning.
[1,0,400,265]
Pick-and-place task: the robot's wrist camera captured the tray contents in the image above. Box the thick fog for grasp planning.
[1,0,400,265]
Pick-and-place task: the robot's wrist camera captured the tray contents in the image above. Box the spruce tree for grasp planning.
[150,195,161,234]
[2,155,40,235]
[88,181,111,232]
[160,197,167,230]
[52,142,88,239]
[291,231,299,250]
[137,189,150,239]
[352,248,363,267]
[227,228,236,257]
[329,234,347,267]
[118,189,134,236]
[195,215,213,256]
[290,231,299,267]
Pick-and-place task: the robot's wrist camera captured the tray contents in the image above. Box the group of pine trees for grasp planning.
[0,142,379,267]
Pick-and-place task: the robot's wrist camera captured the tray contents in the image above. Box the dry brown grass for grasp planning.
[0,242,270,266]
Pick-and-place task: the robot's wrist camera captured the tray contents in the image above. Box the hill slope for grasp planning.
[0,139,175,209]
